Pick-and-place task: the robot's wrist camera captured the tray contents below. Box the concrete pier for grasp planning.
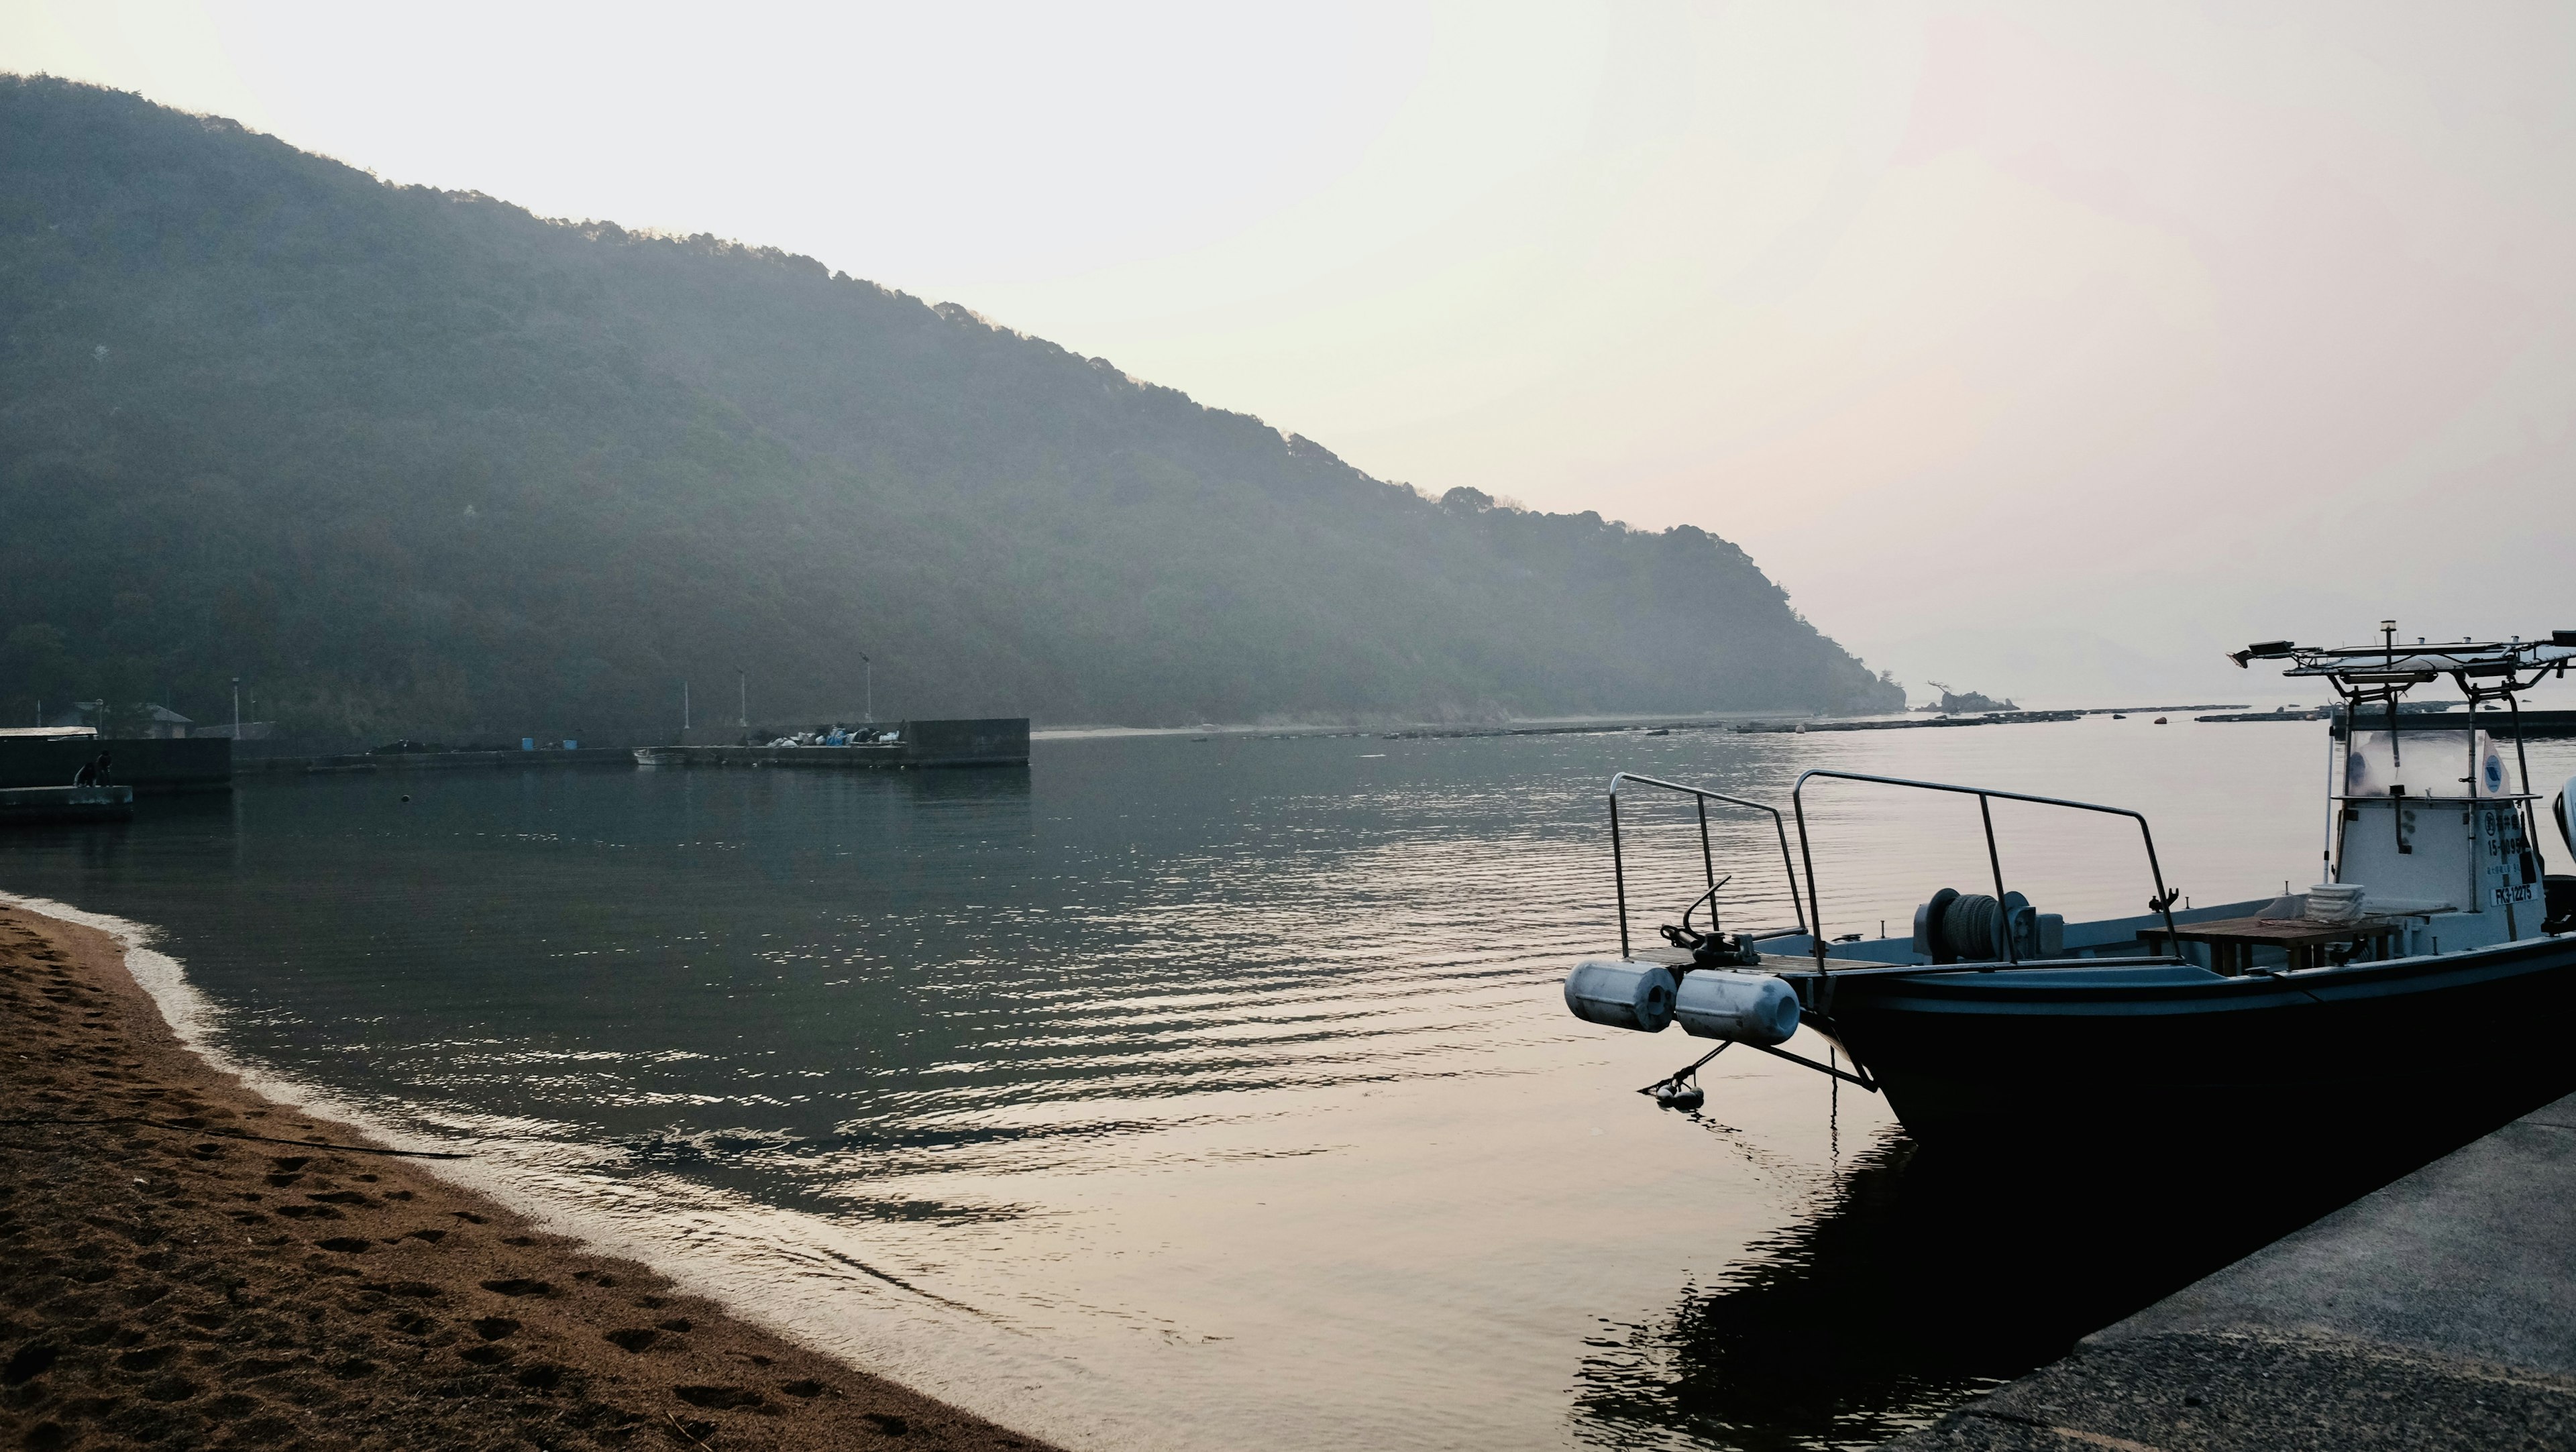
[635,718,1030,769]
[235,746,637,775]
[1886,1092,2576,1449]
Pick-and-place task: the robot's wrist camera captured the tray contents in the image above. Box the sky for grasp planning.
[6,1,2573,705]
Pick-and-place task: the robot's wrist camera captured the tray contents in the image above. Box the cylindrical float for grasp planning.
[1562,959,1678,1032]
[1673,970,1800,1046]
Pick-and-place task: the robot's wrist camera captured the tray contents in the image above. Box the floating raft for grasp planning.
[1732,710,2084,734]
[2198,708,2329,723]
[635,718,1029,769]
[0,785,134,824]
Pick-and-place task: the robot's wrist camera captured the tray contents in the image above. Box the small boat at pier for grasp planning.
[1563,628,2576,1143]
[0,783,136,825]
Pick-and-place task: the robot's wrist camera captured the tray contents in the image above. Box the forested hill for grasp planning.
[0,77,1902,738]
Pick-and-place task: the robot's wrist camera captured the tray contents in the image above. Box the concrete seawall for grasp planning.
[1886,1092,2576,1449]
[235,747,637,774]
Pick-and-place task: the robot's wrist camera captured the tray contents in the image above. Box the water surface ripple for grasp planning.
[7,723,2563,1449]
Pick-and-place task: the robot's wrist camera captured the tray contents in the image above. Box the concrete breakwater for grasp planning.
[633,718,1030,769]
[1731,705,2253,734]
[1380,705,2246,743]
[235,746,639,775]
[222,720,1032,777]
[1884,1092,2576,1449]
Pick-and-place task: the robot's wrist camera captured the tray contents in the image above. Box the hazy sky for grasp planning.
[7,1,2573,702]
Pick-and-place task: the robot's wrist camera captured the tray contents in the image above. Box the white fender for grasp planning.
[1674,970,1800,1046]
[1563,960,1676,1032]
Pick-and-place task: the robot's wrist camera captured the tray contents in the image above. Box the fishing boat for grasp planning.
[1562,627,2576,1143]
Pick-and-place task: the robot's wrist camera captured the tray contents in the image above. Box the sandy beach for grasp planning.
[0,902,1059,1452]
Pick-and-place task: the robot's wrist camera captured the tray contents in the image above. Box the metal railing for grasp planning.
[1788,769,2181,972]
[1608,773,1808,958]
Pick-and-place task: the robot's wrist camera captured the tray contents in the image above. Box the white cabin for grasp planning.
[2334,727,2547,950]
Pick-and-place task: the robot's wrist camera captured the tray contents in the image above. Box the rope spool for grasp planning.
[1933,891,2037,960]
[1941,893,2003,960]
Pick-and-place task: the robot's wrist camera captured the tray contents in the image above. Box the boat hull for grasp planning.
[0,785,136,824]
[1795,935,2576,1144]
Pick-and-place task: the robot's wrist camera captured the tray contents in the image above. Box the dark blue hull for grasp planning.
[1787,934,2576,1143]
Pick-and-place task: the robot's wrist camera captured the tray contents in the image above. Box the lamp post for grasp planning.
[231,677,240,740]
[682,680,690,742]
[861,654,872,724]
[737,669,748,734]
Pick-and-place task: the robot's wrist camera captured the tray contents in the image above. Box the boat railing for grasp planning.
[1789,769,2181,972]
[1607,773,1808,958]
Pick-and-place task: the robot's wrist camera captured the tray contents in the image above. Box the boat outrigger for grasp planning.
[1564,626,2576,1142]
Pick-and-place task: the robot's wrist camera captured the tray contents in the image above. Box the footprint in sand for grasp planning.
[675,1384,765,1411]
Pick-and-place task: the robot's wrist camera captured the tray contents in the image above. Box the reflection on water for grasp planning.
[1572,1101,2558,1451]
[1578,1131,1995,1451]
[4,724,2571,1450]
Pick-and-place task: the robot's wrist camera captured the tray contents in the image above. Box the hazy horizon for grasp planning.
[8,1,2571,707]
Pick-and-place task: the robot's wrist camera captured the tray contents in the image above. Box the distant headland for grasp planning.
[0,76,1902,741]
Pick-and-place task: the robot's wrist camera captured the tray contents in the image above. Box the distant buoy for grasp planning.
[400,794,411,802]
[2154,717,2169,725]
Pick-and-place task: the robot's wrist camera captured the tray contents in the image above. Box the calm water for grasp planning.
[7,720,2572,1450]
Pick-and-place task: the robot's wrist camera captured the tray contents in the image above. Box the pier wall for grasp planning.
[1884,1092,2576,1448]
[638,718,1031,770]
[234,747,637,775]
[895,717,1030,766]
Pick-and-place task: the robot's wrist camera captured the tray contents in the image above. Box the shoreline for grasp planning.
[0,901,1059,1452]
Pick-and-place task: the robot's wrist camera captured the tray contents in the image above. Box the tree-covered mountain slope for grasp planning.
[0,76,1901,736]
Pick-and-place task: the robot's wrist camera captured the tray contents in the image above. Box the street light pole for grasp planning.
[231,677,240,740]
[682,680,690,740]
[861,654,872,723]
[737,670,747,732]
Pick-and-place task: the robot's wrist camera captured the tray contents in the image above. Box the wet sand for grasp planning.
[0,903,1059,1452]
